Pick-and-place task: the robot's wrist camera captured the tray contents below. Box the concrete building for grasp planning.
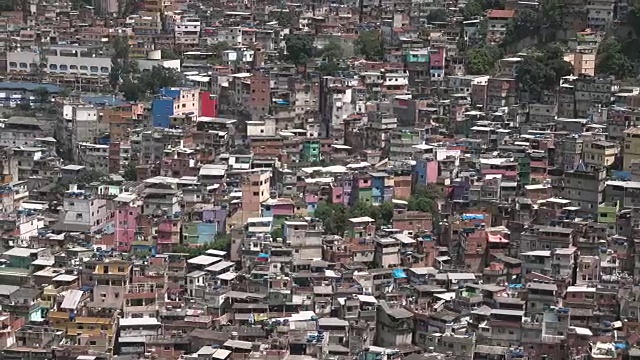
[486,10,516,45]
[6,46,180,78]
[151,87,200,128]
[624,127,640,170]
[375,301,413,347]
[173,16,201,49]
[0,116,52,148]
[54,184,112,233]
[564,52,596,77]
[582,138,619,170]
[561,167,606,213]
[586,0,615,30]
[556,135,584,172]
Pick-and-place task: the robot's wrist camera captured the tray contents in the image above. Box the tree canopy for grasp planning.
[122,162,138,181]
[596,37,634,79]
[427,9,449,23]
[503,0,564,46]
[284,34,315,66]
[109,36,138,92]
[354,31,384,61]
[314,186,439,236]
[461,0,505,19]
[117,65,182,101]
[516,45,573,102]
[320,40,343,62]
[139,65,183,94]
[206,41,233,65]
[172,233,232,259]
[467,46,503,75]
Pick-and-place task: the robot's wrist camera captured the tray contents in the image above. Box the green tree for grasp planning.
[320,40,343,62]
[407,185,439,214]
[354,31,384,61]
[206,41,232,65]
[109,36,138,92]
[379,202,395,225]
[427,9,449,23]
[461,0,484,20]
[315,202,348,235]
[540,0,563,29]
[33,86,50,106]
[271,226,284,240]
[122,162,137,181]
[461,0,505,19]
[467,46,503,75]
[284,34,315,66]
[161,48,181,60]
[504,8,539,45]
[516,45,573,102]
[120,78,144,101]
[503,1,564,46]
[317,61,342,75]
[272,10,295,27]
[172,233,232,258]
[596,38,634,79]
[76,169,107,187]
[139,65,183,94]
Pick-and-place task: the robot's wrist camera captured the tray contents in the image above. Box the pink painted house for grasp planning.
[114,194,143,252]
[157,217,181,253]
[262,198,295,217]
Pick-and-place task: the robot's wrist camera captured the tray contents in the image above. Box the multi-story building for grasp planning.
[53,184,112,234]
[91,259,132,310]
[6,45,180,85]
[586,0,615,30]
[486,77,517,111]
[0,117,52,148]
[582,138,619,170]
[112,193,143,252]
[173,16,201,50]
[556,135,584,172]
[151,87,200,128]
[624,127,640,170]
[561,167,606,213]
[486,10,516,45]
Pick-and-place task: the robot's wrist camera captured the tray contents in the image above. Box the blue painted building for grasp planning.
[370,172,386,205]
[151,87,200,128]
[151,88,180,128]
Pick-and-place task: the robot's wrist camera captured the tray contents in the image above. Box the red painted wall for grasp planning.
[199,92,218,117]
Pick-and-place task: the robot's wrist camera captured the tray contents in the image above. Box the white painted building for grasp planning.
[56,184,111,233]
[6,46,181,78]
[174,17,201,46]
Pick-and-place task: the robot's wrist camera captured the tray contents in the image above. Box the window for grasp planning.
[90,66,99,73]
[19,62,28,69]
[100,67,109,73]
[80,65,88,71]
[49,64,57,70]
[9,62,17,68]
[70,65,78,71]
[89,341,97,346]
